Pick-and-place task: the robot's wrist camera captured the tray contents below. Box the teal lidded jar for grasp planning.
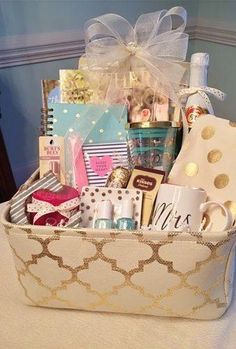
[126,121,182,174]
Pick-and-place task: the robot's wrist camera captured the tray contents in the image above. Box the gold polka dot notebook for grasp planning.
[168,114,236,231]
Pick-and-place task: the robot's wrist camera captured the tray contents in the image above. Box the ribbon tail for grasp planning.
[202,86,226,101]
[33,208,56,224]
[197,91,213,113]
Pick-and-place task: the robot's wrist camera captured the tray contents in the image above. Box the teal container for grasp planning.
[127,121,182,174]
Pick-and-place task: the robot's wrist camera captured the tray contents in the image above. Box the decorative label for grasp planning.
[152,202,192,230]
[39,136,65,183]
[133,175,156,191]
[185,105,209,128]
[90,156,113,177]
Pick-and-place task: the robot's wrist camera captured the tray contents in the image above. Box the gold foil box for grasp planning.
[127,166,165,226]
[60,69,93,104]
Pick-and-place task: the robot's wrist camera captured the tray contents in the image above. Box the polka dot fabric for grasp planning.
[168,114,236,231]
[79,186,143,228]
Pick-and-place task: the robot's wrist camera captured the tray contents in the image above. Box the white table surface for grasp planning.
[1,201,236,349]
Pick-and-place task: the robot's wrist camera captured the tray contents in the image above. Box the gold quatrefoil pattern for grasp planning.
[168,115,236,230]
[4,222,236,320]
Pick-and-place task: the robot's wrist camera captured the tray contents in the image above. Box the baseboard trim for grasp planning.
[0,24,235,68]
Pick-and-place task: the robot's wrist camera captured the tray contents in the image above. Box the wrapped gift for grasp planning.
[5,7,236,322]
[9,171,63,225]
[27,185,80,226]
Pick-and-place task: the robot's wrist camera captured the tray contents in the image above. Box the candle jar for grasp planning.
[127,121,182,174]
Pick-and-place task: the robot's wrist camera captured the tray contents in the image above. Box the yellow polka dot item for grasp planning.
[201,126,215,140]
[184,162,199,176]
[224,200,236,217]
[207,149,222,163]
[214,174,229,189]
[168,114,236,231]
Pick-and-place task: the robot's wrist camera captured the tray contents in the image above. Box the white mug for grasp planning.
[152,184,233,232]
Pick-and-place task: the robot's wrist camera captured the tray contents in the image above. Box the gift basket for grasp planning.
[1,6,236,320]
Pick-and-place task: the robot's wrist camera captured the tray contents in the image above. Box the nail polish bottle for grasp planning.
[116,199,136,230]
[94,200,113,229]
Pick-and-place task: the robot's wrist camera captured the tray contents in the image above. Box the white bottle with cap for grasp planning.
[94,200,113,229]
[116,199,136,231]
[185,52,212,128]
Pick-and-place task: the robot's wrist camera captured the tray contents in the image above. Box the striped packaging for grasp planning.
[82,141,128,187]
[10,171,63,225]
[65,211,81,228]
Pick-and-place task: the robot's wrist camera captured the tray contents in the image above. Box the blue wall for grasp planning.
[0,58,77,185]
[197,0,236,29]
[0,0,198,36]
[192,0,236,118]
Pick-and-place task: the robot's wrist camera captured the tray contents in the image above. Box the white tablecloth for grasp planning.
[1,202,236,349]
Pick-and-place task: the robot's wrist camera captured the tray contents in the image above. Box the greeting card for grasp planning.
[82,141,128,186]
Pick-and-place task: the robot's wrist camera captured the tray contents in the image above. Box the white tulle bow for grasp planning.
[84,6,189,103]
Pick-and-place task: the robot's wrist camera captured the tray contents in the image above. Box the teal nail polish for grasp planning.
[94,200,113,229]
[116,199,136,230]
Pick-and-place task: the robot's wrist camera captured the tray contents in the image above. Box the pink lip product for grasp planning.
[67,135,88,194]
[49,161,60,177]
[39,136,65,183]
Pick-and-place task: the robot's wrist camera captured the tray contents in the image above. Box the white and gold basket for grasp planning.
[1,173,236,320]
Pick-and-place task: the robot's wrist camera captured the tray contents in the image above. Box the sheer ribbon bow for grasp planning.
[84,6,189,103]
